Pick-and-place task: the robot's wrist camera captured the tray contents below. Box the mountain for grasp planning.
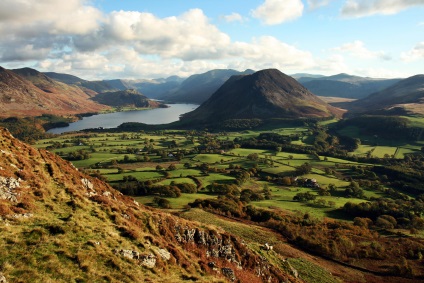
[181,69,342,123]
[91,89,167,108]
[130,76,184,99]
[160,69,255,104]
[297,73,401,99]
[290,73,325,80]
[44,72,123,94]
[0,67,108,118]
[0,127,301,282]
[346,74,424,115]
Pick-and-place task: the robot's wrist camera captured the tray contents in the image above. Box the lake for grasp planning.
[48,103,199,134]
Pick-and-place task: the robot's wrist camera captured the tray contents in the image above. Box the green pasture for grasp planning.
[191,154,232,164]
[135,193,215,209]
[156,178,196,186]
[228,148,272,156]
[197,173,235,187]
[275,152,314,160]
[105,171,164,181]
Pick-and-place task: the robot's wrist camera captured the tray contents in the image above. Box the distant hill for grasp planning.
[130,76,184,99]
[181,69,342,124]
[346,74,424,115]
[297,73,400,99]
[91,89,167,108]
[160,69,255,104]
[44,72,124,94]
[0,67,108,117]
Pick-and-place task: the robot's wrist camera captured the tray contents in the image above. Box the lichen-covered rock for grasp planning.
[221,267,236,281]
[140,253,156,268]
[195,229,207,245]
[114,249,140,260]
[0,176,20,202]
[81,178,94,190]
[158,248,171,261]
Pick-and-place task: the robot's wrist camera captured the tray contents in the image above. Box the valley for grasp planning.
[32,116,424,282]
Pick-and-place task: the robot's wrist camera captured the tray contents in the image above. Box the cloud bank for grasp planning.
[341,0,424,18]
[251,0,304,25]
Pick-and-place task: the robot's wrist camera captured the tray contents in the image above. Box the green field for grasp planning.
[35,127,419,222]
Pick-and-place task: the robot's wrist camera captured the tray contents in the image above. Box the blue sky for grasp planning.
[0,0,422,80]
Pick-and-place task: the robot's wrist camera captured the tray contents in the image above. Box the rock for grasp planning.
[0,176,20,202]
[158,248,171,261]
[140,253,156,268]
[221,268,236,281]
[81,178,94,190]
[0,273,6,283]
[185,228,196,242]
[102,191,111,197]
[195,229,207,245]
[114,249,140,260]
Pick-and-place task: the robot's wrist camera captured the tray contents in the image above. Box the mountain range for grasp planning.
[181,69,342,123]
[1,65,423,122]
[297,73,401,99]
[345,74,424,116]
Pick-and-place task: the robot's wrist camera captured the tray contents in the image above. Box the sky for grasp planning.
[0,0,423,80]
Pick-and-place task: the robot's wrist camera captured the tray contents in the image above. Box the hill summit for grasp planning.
[0,127,299,282]
[181,69,342,123]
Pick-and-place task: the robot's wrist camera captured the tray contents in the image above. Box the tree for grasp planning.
[296,162,312,175]
[293,192,316,202]
[156,165,163,171]
[168,163,177,171]
[153,197,171,209]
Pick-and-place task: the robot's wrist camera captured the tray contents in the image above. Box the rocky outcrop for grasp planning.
[0,176,20,202]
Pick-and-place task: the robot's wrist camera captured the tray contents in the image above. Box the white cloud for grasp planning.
[74,9,231,61]
[307,0,333,10]
[229,36,316,69]
[0,0,102,35]
[222,12,244,23]
[251,0,304,25]
[341,0,424,18]
[401,42,424,61]
[353,67,408,78]
[332,40,391,60]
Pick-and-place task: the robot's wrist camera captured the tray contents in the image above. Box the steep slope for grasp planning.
[7,67,108,115]
[91,89,168,108]
[181,69,342,123]
[347,74,424,115]
[161,69,255,104]
[0,67,107,118]
[298,73,400,99]
[0,127,299,282]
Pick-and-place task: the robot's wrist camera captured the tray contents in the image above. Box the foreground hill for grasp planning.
[297,73,400,99]
[0,67,108,118]
[346,74,424,115]
[91,89,168,108]
[181,69,342,124]
[0,127,300,282]
[159,69,255,104]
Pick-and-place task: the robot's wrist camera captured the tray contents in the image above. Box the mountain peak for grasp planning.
[181,68,342,123]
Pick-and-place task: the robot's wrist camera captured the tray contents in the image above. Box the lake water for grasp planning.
[48,103,199,134]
